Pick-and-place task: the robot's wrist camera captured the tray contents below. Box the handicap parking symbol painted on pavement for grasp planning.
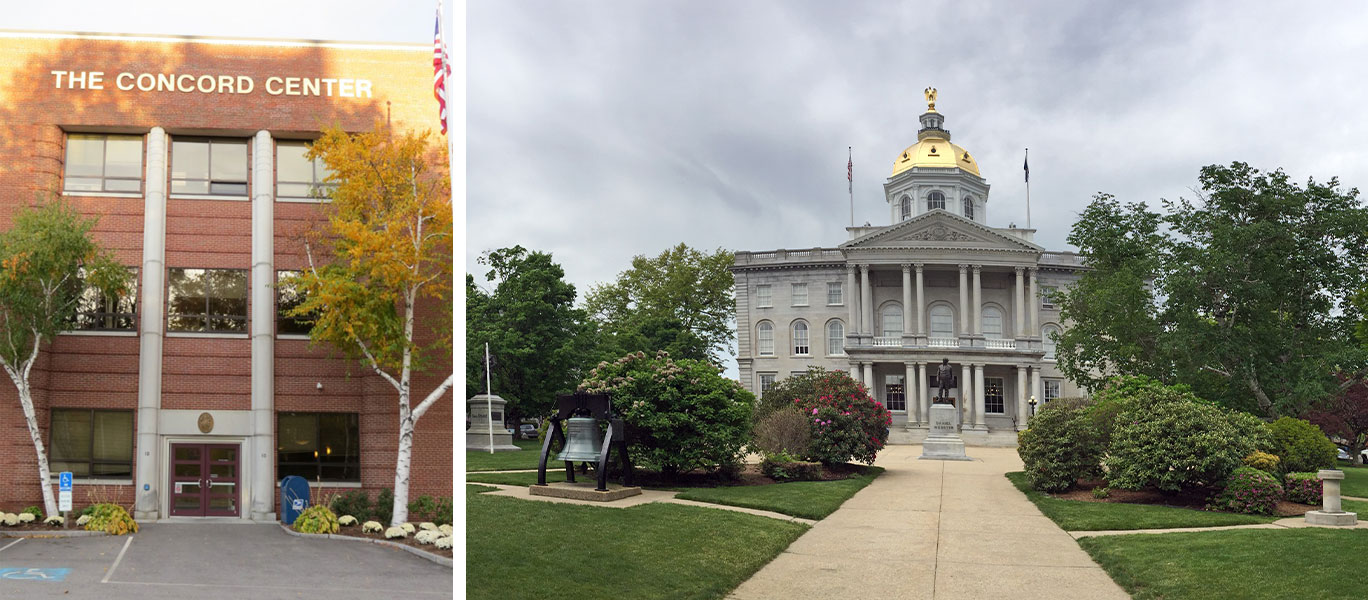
[0,568,72,581]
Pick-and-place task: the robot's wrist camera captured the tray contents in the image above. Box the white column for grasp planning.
[846,265,858,338]
[863,362,875,390]
[973,364,986,429]
[851,361,862,385]
[250,130,276,521]
[960,363,972,425]
[971,265,982,336]
[957,264,969,337]
[901,265,912,336]
[860,264,873,336]
[1032,367,1043,414]
[135,126,168,520]
[914,264,925,337]
[1016,366,1029,430]
[904,362,917,425]
[1014,267,1025,337]
[1029,267,1040,334]
[916,362,928,426]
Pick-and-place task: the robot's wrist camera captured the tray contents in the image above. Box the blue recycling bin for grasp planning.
[280,476,311,525]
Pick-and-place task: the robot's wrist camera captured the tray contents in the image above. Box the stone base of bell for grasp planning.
[529,482,642,502]
[1305,510,1358,527]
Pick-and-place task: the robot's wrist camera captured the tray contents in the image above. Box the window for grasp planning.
[167,268,249,333]
[171,137,248,196]
[827,282,842,306]
[63,134,143,193]
[928,191,945,211]
[757,322,774,355]
[963,197,974,220]
[900,195,911,221]
[277,412,360,482]
[276,271,314,335]
[880,304,903,337]
[1044,379,1062,402]
[791,283,808,306]
[826,320,844,356]
[67,267,137,331]
[884,375,906,411]
[276,141,337,200]
[1042,324,1061,360]
[758,373,776,393]
[792,321,809,355]
[1041,285,1059,308]
[50,409,133,478]
[985,377,1004,413]
[756,285,772,308]
[930,305,954,337]
[982,306,1003,339]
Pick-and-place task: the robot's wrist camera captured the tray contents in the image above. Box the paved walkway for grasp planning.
[725,445,1129,600]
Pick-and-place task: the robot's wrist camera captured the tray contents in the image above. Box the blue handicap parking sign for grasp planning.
[59,471,72,492]
[0,568,72,582]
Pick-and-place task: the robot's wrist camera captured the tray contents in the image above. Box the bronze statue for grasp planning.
[936,358,954,403]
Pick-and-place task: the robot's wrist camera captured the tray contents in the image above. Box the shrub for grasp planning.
[1105,400,1271,493]
[1208,467,1283,515]
[293,505,340,534]
[329,490,371,521]
[22,506,43,519]
[760,451,822,482]
[579,350,754,476]
[373,488,394,524]
[752,406,813,457]
[1268,417,1337,474]
[1017,402,1103,492]
[404,495,452,527]
[756,368,889,466]
[1092,486,1111,499]
[84,503,138,535]
[1284,472,1323,505]
[1242,451,1281,474]
[1085,375,1204,447]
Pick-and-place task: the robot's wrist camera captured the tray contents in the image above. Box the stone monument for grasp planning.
[921,359,970,460]
[467,393,521,452]
[1305,469,1357,526]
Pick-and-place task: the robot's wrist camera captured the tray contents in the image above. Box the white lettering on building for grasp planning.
[49,70,372,98]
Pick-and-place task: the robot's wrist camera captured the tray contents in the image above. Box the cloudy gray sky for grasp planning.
[469,2,1368,333]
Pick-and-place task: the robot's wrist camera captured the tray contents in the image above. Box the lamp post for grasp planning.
[1028,395,1037,417]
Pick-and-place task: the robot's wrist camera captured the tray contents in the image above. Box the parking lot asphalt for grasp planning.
[0,522,452,600]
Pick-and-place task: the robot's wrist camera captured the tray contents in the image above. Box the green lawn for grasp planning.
[1005,472,1277,531]
[1079,528,1368,600]
[674,467,883,520]
[1339,465,1368,498]
[466,484,809,600]
[464,439,544,471]
[465,469,569,486]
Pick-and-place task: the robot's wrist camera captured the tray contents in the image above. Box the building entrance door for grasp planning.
[169,443,240,517]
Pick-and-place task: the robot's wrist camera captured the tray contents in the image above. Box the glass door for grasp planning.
[169,443,239,517]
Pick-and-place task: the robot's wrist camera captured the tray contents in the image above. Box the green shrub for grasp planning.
[1268,417,1337,474]
[329,490,372,521]
[752,406,812,457]
[1092,486,1111,499]
[1105,400,1271,493]
[756,368,889,466]
[1243,451,1281,474]
[84,503,138,535]
[407,495,454,526]
[579,350,754,476]
[759,451,822,482]
[1017,402,1103,492]
[21,506,43,519]
[293,504,340,534]
[373,488,394,524]
[1284,472,1323,505]
[1085,375,1204,447]
[1208,467,1283,515]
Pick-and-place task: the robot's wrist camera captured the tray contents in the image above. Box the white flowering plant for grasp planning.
[433,536,453,550]
[414,530,440,545]
[1,514,18,526]
[337,515,358,526]
[361,520,383,533]
[384,526,407,539]
[76,514,92,527]
[399,522,416,534]
[418,522,437,531]
[17,512,36,524]
[44,515,64,527]
[438,524,453,536]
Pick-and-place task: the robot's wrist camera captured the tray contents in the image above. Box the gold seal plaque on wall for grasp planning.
[197,412,214,434]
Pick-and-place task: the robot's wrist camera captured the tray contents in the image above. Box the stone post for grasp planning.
[914,264,925,338]
[971,363,986,430]
[1306,470,1357,526]
[863,362,874,389]
[1014,267,1025,337]
[905,362,918,425]
[1028,267,1040,333]
[971,265,982,336]
[860,264,872,336]
[846,265,858,338]
[957,265,969,339]
[1016,365,1029,430]
[901,265,912,337]
[960,363,972,426]
[916,362,929,427]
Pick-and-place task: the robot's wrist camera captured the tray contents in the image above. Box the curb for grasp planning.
[1,529,110,538]
[277,524,452,567]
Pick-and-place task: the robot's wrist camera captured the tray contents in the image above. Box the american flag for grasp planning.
[847,152,852,194]
[432,3,449,134]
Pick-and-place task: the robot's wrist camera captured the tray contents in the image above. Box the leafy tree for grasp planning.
[467,246,594,423]
[0,200,128,517]
[286,123,452,525]
[1305,372,1368,465]
[585,243,735,365]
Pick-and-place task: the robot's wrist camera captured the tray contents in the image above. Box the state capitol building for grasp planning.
[732,91,1084,444]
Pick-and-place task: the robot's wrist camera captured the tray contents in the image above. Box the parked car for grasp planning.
[519,424,538,440]
[1337,446,1368,463]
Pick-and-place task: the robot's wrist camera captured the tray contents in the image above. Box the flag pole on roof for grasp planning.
[848,147,853,227]
[1024,148,1031,229]
[432,1,450,136]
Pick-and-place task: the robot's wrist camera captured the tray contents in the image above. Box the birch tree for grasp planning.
[0,200,128,517]
[286,124,453,525]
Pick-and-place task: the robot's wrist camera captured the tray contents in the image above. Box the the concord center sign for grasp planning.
[49,70,374,97]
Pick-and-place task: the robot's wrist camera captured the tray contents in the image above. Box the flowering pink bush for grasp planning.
[1207,466,1283,515]
[1283,472,1323,505]
[760,369,890,465]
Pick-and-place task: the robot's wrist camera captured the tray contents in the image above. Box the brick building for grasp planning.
[0,30,452,521]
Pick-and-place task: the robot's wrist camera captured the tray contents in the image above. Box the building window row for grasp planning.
[756,319,846,357]
[67,268,314,336]
[63,133,334,200]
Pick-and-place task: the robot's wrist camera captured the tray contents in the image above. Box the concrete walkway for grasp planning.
[725,444,1128,600]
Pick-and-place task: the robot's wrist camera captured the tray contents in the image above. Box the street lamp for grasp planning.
[1028,395,1037,417]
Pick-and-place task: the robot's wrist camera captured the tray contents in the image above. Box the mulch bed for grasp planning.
[323,526,454,559]
[1051,479,1316,517]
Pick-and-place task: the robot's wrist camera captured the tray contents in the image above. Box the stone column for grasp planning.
[1014,267,1025,337]
[1016,365,1029,430]
[901,265,912,336]
[249,130,276,521]
[905,362,917,424]
[135,126,168,521]
[1032,367,1043,413]
[846,265,858,337]
[960,363,972,425]
[851,361,862,384]
[972,363,986,429]
[971,265,983,336]
[914,264,925,337]
[860,264,873,336]
[863,362,875,389]
[1029,267,1040,333]
[957,265,969,337]
[917,362,929,426]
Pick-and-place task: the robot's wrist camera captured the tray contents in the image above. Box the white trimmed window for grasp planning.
[791,283,808,306]
[1044,379,1062,402]
[1041,285,1059,308]
[757,322,774,355]
[826,320,844,356]
[963,196,974,220]
[985,377,1005,413]
[1042,324,1061,360]
[63,134,143,193]
[930,305,954,337]
[756,285,772,308]
[827,282,843,305]
[276,141,337,200]
[884,375,906,412]
[900,195,911,220]
[880,304,903,337]
[982,306,1003,338]
[928,191,945,211]
[759,373,777,394]
[171,137,248,196]
[792,321,809,355]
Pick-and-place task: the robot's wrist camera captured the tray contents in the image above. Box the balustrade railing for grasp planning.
[927,337,957,348]
[873,336,902,347]
[985,338,1017,350]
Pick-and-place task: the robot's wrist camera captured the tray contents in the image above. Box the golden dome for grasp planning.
[890,135,980,178]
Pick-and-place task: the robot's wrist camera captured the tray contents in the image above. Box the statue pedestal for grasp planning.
[919,403,971,461]
[467,393,521,452]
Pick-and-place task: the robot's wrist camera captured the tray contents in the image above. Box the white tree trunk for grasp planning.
[390,386,414,526]
[8,369,57,517]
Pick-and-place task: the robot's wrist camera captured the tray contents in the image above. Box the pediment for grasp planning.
[840,211,1042,252]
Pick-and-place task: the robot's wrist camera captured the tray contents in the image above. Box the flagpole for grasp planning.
[848,146,853,227]
[1025,148,1031,229]
[486,343,494,454]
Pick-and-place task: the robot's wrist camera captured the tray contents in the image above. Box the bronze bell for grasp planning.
[556,417,604,462]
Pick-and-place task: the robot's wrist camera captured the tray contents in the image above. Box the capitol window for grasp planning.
[755,285,772,308]
[756,322,774,355]
[791,283,808,306]
[963,197,974,220]
[982,306,1003,338]
[63,133,144,193]
[900,195,911,220]
[792,321,809,355]
[1042,324,1061,360]
[928,191,945,211]
[826,320,844,355]
[930,305,954,337]
[827,282,842,305]
[880,304,903,337]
